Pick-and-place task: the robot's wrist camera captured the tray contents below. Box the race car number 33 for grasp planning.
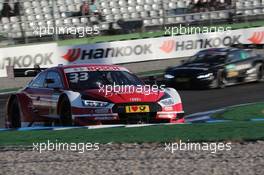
[125,105,150,113]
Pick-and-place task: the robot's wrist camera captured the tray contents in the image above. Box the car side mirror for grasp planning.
[226,59,233,64]
[144,76,157,85]
[181,59,186,64]
[45,78,55,84]
[45,78,62,90]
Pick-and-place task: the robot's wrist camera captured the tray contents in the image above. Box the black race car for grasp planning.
[164,48,264,89]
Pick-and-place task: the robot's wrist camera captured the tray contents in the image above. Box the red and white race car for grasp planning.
[6,64,184,128]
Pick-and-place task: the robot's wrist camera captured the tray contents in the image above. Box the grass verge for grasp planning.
[212,102,264,121]
[1,121,264,146]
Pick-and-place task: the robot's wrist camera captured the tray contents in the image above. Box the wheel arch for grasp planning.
[252,58,263,66]
[56,91,83,117]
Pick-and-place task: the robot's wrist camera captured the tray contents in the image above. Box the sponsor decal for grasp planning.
[248,31,264,44]
[235,64,251,71]
[125,105,150,113]
[64,66,122,73]
[130,98,142,102]
[0,53,54,69]
[160,35,242,53]
[164,106,174,111]
[160,40,175,53]
[64,67,90,73]
[63,48,81,62]
[62,44,153,62]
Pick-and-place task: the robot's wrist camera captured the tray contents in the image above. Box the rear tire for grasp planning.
[8,97,21,128]
[59,97,73,126]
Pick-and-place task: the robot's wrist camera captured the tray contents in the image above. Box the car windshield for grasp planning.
[65,70,144,90]
[188,51,227,64]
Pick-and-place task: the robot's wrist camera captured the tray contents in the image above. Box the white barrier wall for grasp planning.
[0,27,264,77]
[0,43,59,77]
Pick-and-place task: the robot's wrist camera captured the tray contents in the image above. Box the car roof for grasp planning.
[60,64,122,68]
[48,64,129,72]
[199,47,240,53]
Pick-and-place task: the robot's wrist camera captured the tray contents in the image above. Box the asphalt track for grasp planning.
[0,82,264,128]
[179,82,264,115]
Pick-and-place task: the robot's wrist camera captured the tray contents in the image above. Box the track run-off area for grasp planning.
[179,82,264,115]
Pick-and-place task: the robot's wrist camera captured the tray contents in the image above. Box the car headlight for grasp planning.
[159,97,175,106]
[82,100,109,107]
[197,73,214,79]
[164,74,175,79]
[158,93,177,106]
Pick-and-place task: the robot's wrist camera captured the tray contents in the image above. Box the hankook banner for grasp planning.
[0,27,263,77]
[0,43,60,77]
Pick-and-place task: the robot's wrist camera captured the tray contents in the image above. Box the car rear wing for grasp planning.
[6,65,46,78]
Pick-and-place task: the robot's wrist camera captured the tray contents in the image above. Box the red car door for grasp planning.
[44,71,65,118]
[26,70,64,118]
[25,71,51,117]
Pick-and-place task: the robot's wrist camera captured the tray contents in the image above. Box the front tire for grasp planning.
[255,63,264,82]
[216,70,226,89]
[59,97,73,126]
